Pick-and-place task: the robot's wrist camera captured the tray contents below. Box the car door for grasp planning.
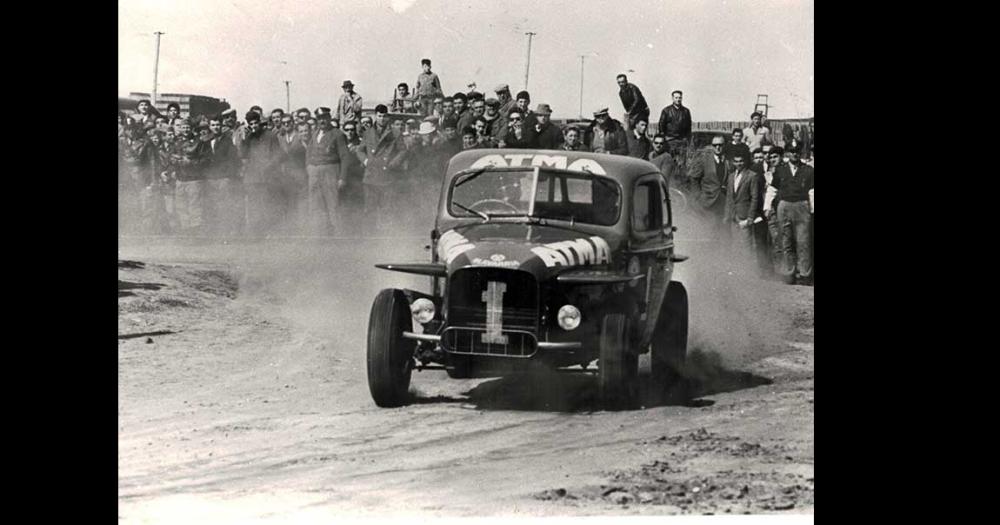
[629,173,673,347]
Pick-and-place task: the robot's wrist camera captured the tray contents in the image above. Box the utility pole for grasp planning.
[152,31,164,106]
[523,32,536,90]
[285,81,290,112]
[579,55,587,119]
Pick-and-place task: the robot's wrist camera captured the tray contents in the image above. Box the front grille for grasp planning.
[445,268,539,356]
[442,327,538,357]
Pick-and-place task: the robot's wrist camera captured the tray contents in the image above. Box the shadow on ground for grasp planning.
[410,348,772,413]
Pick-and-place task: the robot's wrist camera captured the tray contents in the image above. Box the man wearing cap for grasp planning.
[590,108,628,155]
[616,74,650,131]
[495,84,515,116]
[626,120,652,160]
[415,59,444,116]
[687,134,730,239]
[742,111,771,151]
[512,91,538,128]
[658,90,692,171]
[338,81,363,125]
[306,111,352,235]
[530,104,562,149]
[237,111,283,237]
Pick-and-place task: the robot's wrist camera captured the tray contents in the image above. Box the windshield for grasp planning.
[449,168,621,226]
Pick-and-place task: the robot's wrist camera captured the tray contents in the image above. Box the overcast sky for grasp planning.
[118,0,813,121]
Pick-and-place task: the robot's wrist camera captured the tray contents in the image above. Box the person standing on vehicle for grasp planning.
[724,151,765,272]
[306,111,352,235]
[658,90,692,171]
[626,120,652,159]
[415,59,444,116]
[687,134,729,239]
[337,80,363,126]
[590,108,628,155]
[617,74,649,131]
[770,143,814,285]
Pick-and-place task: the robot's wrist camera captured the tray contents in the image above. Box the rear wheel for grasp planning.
[367,289,414,407]
[652,282,689,402]
[599,314,638,410]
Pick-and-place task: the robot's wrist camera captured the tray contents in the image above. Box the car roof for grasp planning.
[445,149,660,185]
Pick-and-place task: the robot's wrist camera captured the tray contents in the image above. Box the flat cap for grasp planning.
[535,103,552,115]
[494,83,510,93]
[593,107,609,117]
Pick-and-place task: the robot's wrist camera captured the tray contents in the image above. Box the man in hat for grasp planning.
[495,84,515,116]
[338,80,363,125]
[617,74,650,131]
[530,104,562,149]
[590,108,628,155]
[512,91,537,129]
[415,58,444,116]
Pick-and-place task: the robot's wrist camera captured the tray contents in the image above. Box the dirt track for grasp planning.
[117,236,814,521]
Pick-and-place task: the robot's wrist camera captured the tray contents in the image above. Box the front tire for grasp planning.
[367,289,414,407]
[600,314,638,410]
[652,282,689,401]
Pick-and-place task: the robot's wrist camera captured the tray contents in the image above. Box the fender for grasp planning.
[374,262,447,277]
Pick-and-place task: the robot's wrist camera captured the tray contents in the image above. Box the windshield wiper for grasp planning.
[453,201,490,221]
[454,168,488,187]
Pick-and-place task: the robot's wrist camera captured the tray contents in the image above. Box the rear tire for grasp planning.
[600,314,638,410]
[652,282,689,402]
[446,357,473,379]
[367,289,414,407]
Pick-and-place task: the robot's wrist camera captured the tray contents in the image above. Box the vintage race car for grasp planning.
[367,149,689,409]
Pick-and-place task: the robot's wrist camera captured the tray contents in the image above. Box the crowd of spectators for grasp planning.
[118,60,812,284]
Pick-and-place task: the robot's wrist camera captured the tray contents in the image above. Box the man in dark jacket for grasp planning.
[561,127,590,152]
[530,104,562,149]
[626,120,652,159]
[617,74,649,131]
[687,134,729,239]
[238,112,283,237]
[171,119,212,234]
[658,90,692,172]
[363,118,410,233]
[648,134,676,186]
[205,116,243,236]
[305,111,352,235]
[590,108,628,155]
[770,143,814,285]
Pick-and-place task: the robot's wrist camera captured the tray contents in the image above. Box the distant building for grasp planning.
[125,92,231,119]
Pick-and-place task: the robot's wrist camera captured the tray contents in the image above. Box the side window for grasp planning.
[660,179,672,228]
[632,179,663,232]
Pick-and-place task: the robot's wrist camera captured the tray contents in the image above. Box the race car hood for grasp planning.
[436,223,621,279]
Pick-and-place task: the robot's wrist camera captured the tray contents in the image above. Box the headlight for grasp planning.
[411,298,435,324]
[557,304,581,330]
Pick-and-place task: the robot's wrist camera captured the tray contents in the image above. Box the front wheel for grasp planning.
[367,289,414,407]
[599,314,638,410]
